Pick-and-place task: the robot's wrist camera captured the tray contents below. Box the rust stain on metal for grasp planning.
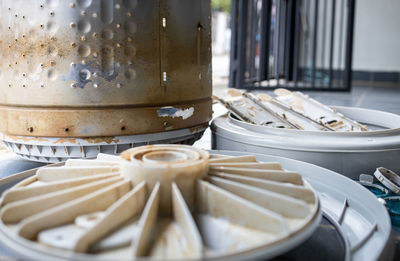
[54,137,120,145]
[0,0,212,139]
[189,123,208,133]
[1,31,73,67]
[5,135,49,143]
[0,100,212,137]
[83,137,120,144]
[53,139,77,144]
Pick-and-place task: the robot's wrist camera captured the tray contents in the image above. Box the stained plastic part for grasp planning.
[0,145,320,260]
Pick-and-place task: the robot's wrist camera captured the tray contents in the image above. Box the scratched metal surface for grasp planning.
[0,0,212,137]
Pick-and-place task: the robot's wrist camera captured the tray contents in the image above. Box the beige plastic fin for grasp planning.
[209,155,257,164]
[209,177,310,218]
[132,182,160,257]
[1,176,123,223]
[257,93,273,102]
[1,173,120,206]
[290,99,305,111]
[149,218,190,259]
[37,166,120,182]
[226,89,244,97]
[65,159,119,167]
[74,181,147,253]
[37,223,86,250]
[17,180,131,239]
[273,90,367,131]
[211,172,315,203]
[274,88,293,97]
[210,167,303,185]
[96,153,120,162]
[196,180,287,234]
[12,176,37,189]
[121,145,209,216]
[172,183,203,258]
[210,162,283,170]
[209,154,231,159]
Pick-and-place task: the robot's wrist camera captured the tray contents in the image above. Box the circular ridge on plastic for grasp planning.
[374,167,400,195]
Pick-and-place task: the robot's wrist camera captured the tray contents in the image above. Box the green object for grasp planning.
[368,186,388,197]
[212,0,231,13]
[383,196,400,227]
[356,182,390,198]
[355,180,400,227]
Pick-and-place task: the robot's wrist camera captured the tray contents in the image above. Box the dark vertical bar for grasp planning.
[321,0,327,72]
[338,0,345,73]
[274,0,281,86]
[258,0,272,81]
[229,0,239,87]
[302,0,311,83]
[292,0,301,86]
[277,0,287,81]
[311,0,319,88]
[329,0,336,89]
[229,0,248,88]
[269,0,277,78]
[278,0,287,81]
[344,0,355,91]
[249,0,258,80]
[284,0,294,82]
[237,0,249,88]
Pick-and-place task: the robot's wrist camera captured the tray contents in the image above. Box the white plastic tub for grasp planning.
[211,106,400,179]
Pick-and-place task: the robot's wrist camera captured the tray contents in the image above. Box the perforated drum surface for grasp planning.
[0,0,212,138]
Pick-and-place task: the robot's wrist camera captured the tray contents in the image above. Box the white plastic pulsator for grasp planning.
[120,145,210,215]
[0,145,321,260]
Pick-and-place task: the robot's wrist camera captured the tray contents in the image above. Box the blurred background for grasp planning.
[211,0,400,112]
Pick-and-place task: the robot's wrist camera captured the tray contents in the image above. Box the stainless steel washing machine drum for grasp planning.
[0,0,212,162]
[211,106,400,179]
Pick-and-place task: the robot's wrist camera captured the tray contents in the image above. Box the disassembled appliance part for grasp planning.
[0,145,321,260]
[0,127,207,164]
[0,0,212,163]
[374,167,400,195]
[214,88,367,132]
[273,88,368,132]
[212,103,400,179]
[358,168,400,227]
[0,147,392,261]
[357,174,390,198]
